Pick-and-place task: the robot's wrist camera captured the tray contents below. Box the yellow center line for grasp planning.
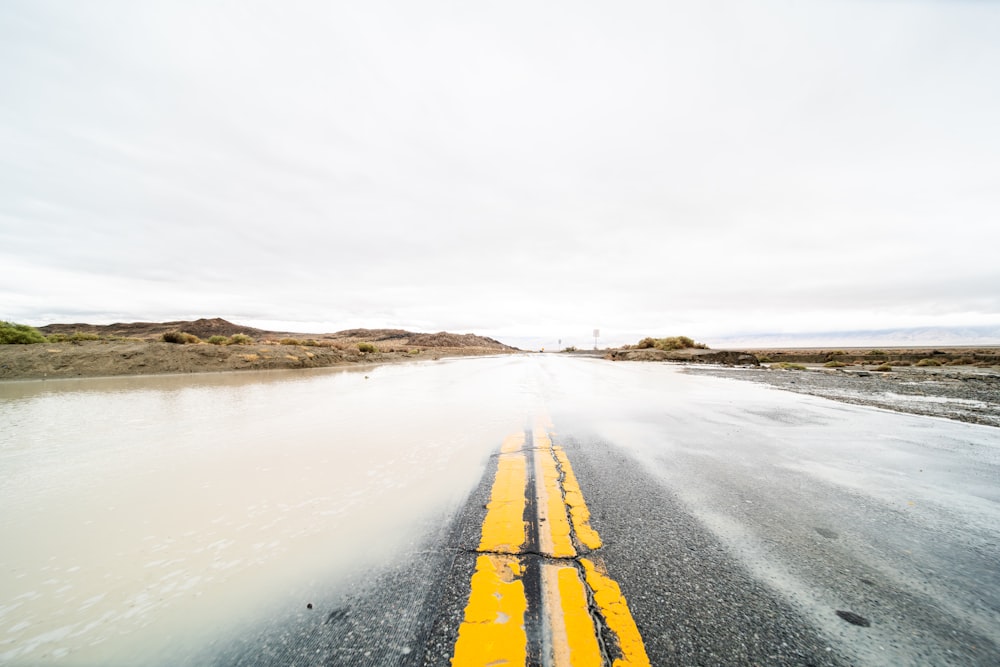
[451,555,528,667]
[479,434,527,554]
[501,432,526,455]
[580,557,651,667]
[542,563,603,667]
[533,429,576,559]
[553,444,603,551]
[452,423,650,667]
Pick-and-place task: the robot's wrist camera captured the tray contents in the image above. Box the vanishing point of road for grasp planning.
[2,355,998,665]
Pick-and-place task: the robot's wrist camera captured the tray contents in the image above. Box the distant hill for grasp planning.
[37,318,517,350]
[328,328,514,349]
[39,318,268,340]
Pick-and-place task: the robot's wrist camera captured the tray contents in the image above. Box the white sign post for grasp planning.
[593,329,600,350]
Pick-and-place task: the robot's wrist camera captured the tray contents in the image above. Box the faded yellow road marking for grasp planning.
[453,424,649,667]
[479,434,527,554]
[500,432,525,454]
[580,558,651,667]
[451,555,528,667]
[540,563,603,667]
[553,445,602,551]
[533,429,575,558]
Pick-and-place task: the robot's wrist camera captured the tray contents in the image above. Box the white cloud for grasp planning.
[2,0,999,346]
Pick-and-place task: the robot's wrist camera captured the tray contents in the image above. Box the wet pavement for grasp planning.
[2,356,998,665]
[686,364,1000,427]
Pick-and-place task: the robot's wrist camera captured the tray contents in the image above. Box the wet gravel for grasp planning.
[685,365,1000,427]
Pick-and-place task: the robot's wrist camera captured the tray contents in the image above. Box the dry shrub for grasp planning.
[636,336,706,351]
[162,331,201,344]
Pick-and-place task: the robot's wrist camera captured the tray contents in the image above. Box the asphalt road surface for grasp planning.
[205,356,999,667]
[2,355,998,666]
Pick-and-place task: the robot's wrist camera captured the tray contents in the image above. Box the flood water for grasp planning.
[3,354,999,665]
[0,357,536,665]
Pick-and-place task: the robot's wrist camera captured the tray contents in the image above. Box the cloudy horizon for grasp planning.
[3,1,999,350]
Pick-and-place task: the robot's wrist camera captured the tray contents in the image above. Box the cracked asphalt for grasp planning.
[8,355,995,665]
[202,357,999,666]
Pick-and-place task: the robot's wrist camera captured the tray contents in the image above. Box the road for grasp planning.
[205,356,1000,667]
[2,355,998,665]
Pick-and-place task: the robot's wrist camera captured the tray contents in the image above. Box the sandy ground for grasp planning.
[0,340,512,381]
[685,364,1000,427]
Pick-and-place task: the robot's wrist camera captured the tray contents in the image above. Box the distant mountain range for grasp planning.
[711,325,1000,349]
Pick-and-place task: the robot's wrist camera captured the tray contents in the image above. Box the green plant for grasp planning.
[162,331,201,344]
[68,332,100,341]
[775,362,807,370]
[228,333,253,345]
[867,349,886,356]
[824,360,848,368]
[357,342,377,353]
[207,335,229,345]
[279,338,303,346]
[915,358,942,367]
[0,321,47,344]
[563,346,578,352]
[874,363,893,372]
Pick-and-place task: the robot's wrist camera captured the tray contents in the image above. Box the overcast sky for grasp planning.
[2,1,998,348]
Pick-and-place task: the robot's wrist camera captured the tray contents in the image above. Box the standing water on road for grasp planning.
[0,358,534,664]
[2,354,999,665]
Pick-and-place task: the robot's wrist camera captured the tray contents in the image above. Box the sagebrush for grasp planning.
[0,321,46,344]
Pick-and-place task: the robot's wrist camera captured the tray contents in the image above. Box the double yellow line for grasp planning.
[451,424,649,666]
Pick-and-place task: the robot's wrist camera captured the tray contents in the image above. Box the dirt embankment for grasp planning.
[603,344,1000,369]
[745,346,1000,367]
[605,348,760,366]
[0,319,517,380]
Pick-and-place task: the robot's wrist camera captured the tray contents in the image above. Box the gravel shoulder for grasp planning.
[684,364,1000,427]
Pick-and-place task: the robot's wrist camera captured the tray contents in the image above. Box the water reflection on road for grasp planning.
[2,354,999,665]
[0,357,533,664]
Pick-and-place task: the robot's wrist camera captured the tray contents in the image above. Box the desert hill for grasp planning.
[0,318,517,380]
[37,318,515,350]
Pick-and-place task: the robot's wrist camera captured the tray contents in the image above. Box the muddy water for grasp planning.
[0,357,536,665]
